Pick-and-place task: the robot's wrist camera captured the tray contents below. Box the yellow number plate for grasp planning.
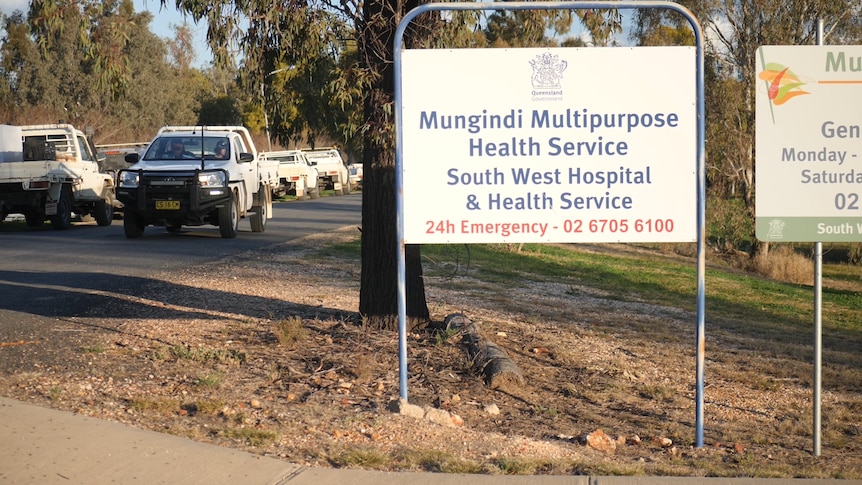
[155,200,180,210]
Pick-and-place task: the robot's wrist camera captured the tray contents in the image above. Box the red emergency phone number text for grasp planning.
[562,219,674,233]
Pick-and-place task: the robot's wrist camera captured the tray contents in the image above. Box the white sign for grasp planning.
[756,45,862,242]
[401,47,696,244]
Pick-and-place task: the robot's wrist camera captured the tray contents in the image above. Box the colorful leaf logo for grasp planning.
[758,63,809,105]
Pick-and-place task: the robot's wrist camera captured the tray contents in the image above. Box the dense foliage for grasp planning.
[3,1,860,328]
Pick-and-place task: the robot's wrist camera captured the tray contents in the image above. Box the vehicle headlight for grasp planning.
[199,171,226,187]
[119,171,139,188]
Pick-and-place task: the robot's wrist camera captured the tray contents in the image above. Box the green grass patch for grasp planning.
[194,371,225,389]
[129,397,180,415]
[418,243,861,335]
[322,237,861,337]
[167,345,246,365]
[391,448,484,474]
[194,398,227,416]
[331,446,392,469]
[219,427,278,447]
[79,342,107,354]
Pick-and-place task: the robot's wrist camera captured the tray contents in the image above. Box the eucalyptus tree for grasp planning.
[168,0,620,330]
[0,0,205,140]
[633,0,862,256]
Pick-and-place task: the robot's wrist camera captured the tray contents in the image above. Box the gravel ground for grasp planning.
[1,226,860,478]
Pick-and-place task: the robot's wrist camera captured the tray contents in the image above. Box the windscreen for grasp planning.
[143,136,231,161]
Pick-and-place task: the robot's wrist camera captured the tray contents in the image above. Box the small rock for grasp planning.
[250,399,262,409]
[484,403,500,416]
[423,406,456,428]
[387,398,424,419]
[450,413,464,427]
[585,429,616,453]
[653,436,673,447]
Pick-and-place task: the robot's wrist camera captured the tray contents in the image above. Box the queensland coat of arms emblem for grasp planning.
[529,53,567,89]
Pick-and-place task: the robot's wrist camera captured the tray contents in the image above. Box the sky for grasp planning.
[0,0,212,68]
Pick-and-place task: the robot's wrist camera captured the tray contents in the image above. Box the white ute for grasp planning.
[116,126,278,238]
[0,124,115,229]
[302,147,352,195]
[259,149,319,200]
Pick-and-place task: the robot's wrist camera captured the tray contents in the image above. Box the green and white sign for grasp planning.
[756,45,862,242]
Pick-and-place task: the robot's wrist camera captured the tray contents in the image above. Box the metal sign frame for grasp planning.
[394,1,707,447]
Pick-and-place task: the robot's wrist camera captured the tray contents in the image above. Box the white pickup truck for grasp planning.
[0,124,115,229]
[302,147,352,195]
[115,126,278,238]
[347,162,363,189]
[259,149,319,200]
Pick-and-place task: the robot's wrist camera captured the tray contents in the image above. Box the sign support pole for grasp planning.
[394,1,706,447]
[812,19,824,458]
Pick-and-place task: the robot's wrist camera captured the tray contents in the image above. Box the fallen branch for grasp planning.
[0,340,39,348]
[444,313,523,392]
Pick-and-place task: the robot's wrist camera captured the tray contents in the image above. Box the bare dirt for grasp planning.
[1,226,860,478]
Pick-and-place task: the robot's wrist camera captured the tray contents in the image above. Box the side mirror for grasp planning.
[238,152,254,163]
[124,153,140,164]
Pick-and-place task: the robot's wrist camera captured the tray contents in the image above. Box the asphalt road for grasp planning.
[0,194,362,341]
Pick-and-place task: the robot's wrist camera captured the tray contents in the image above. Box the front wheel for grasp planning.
[94,191,114,226]
[219,192,239,238]
[50,186,73,230]
[250,185,268,233]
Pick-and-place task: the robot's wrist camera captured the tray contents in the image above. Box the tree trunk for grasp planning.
[445,313,524,393]
[357,0,430,331]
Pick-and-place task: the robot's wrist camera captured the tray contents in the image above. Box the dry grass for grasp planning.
[274,316,308,347]
[751,244,814,284]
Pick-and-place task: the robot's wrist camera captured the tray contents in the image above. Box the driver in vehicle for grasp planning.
[214,140,229,159]
[167,140,189,159]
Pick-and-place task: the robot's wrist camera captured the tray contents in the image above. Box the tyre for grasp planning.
[122,208,145,238]
[250,185,268,233]
[23,209,44,227]
[94,192,114,226]
[219,191,239,238]
[50,185,73,230]
[307,173,320,199]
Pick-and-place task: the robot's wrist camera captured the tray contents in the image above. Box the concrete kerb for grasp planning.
[1,398,859,485]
